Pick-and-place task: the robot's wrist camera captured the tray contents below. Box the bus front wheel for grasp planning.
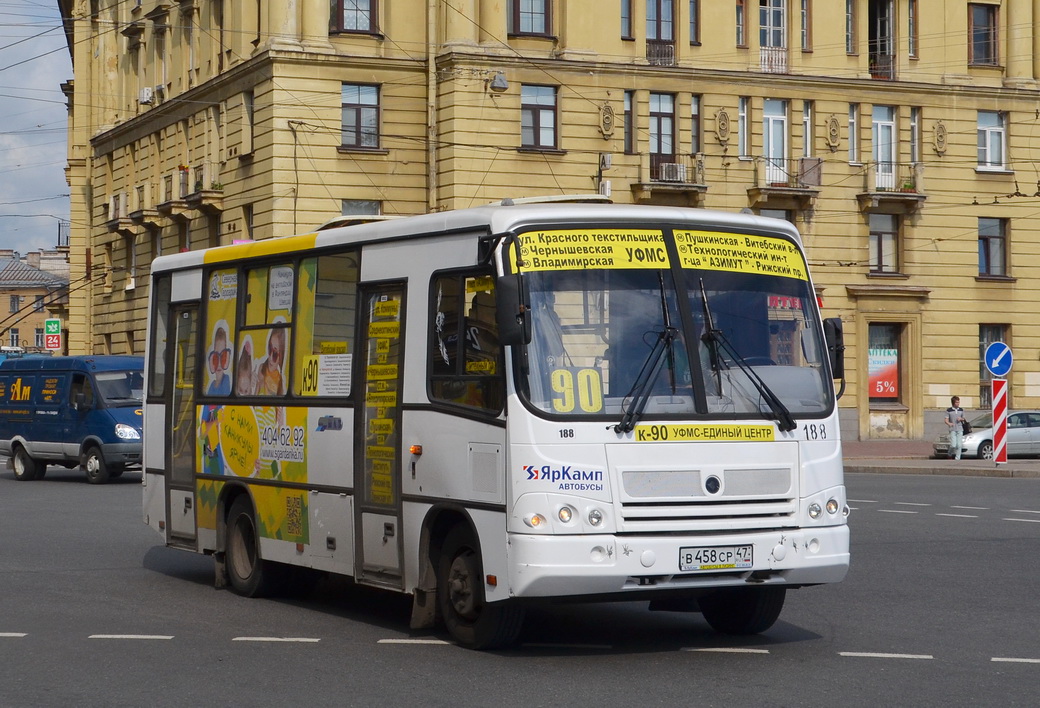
[699,586,786,635]
[12,446,39,481]
[437,526,524,650]
[225,496,283,597]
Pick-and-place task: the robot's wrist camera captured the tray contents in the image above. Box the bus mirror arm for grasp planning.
[823,317,846,400]
[496,274,531,347]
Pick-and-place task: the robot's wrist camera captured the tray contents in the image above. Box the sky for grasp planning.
[0,0,72,256]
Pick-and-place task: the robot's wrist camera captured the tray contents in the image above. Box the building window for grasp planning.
[978,217,1007,277]
[342,199,381,215]
[909,106,921,163]
[969,3,998,65]
[332,0,377,33]
[35,328,44,348]
[760,0,785,49]
[872,105,896,190]
[512,0,550,35]
[521,85,557,149]
[624,91,635,154]
[341,83,379,149]
[649,92,676,178]
[648,0,675,39]
[908,0,918,57]
[848,103,859,163]
[868,323,901,403]
[803,100,814,157]
[763,98,788,184]
[9,295,18,313]
[869,213,899,274]
[34,295,45,312]
[8,328,18,347]
[736,0,747,47]
[977,111,1006,170]
[690,0,700,44]
[691,95,701,154]
[621,0,633,38]
[738,96,749,158]
[845,0,856,54]
[979,324,1007,407]
[800,0,811,50]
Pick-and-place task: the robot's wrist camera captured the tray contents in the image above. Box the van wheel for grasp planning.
[83,446,110,484]
[437,526,524,649]
[108,465,125,479]
[225,496,285,597]
[12,447,39,481]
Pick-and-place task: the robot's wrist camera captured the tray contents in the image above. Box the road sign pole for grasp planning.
[992,378,1008,465]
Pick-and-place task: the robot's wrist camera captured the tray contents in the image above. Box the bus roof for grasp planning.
[150,202,803,274]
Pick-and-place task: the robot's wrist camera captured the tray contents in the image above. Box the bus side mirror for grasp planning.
[823,317,845,379]
[495,274,531,346]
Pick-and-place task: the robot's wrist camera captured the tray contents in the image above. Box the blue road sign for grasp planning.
[985,341,1013,377]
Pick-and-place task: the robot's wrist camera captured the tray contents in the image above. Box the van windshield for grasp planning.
[95,370,144,406]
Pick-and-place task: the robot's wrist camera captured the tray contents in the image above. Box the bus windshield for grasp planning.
[516,227,831,422]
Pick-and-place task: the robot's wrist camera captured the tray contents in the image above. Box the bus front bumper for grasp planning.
[508,525,849,598]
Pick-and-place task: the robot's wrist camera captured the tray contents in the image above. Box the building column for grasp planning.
[301,0,334,52]
[444,0,479,46]
[478,0,507,47]
[266,0,301,49]
[1006,0,1034,86]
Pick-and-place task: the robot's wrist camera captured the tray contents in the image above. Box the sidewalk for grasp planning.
[842,439,1040,478]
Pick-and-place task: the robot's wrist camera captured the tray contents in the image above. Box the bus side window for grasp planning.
[429,272,503,413]
[292,252,359,397]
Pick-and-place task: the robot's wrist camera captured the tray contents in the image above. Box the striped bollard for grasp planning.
[992,378,1008,465]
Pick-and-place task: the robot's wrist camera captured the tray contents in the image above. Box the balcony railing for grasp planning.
[649,154,705,185]
[760,46,788,74]
[869,53,895,79]
[646,40,676,66]
[754,157,821,189]
[868,161,921,193]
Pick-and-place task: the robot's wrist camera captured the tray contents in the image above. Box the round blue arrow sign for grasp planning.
[985,341,1013,377]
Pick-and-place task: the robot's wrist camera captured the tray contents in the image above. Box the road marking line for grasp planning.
[685,647,770,654]
[0,633,27,638]
[88,635,173,640]
[377,639,451,645]
[1003,518,1040,524]
[839,652,933,660]
[992,657,1040,664]
[935,513,978,519]
[952,506,988,510]
[1009,509,1040,515]
[232,637,320,643]
[848,499,877,503]
[895,502,931,507]
[878,510,918,514]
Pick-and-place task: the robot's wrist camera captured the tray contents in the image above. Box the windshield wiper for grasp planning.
[614,327,678,434]
[698,281,797,432]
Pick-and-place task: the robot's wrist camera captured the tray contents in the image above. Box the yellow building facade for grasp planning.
[58,0,1040,441]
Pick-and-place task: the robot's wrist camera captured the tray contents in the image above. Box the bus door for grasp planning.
[354,283,406,587]
[166,305,198,546]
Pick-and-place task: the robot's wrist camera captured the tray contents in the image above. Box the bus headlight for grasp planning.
[808,502,822,520]
[587,508,604,527]
[115,424,141,440]
[826,499,840,515]
[557,506,575,523]
[523,513,548,529]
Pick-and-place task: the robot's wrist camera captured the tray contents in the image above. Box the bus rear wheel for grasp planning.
[225,496,283,597]
[699,586,786,635]
[83,446,110,484]
[12,446,39,481]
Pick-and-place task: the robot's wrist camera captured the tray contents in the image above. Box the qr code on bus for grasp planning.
[286,495,303,537]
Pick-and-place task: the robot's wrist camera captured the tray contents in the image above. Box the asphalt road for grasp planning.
[1,465,1038,707]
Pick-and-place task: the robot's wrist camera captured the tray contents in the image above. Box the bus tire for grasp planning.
[437,526,524,650]
[12,446,39,481]
[699,586,786,635]
[83,446,110,484]
[225,496,284,597]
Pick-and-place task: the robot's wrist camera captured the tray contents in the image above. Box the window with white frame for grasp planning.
[848,103,859,162]
[624,91,635,154]
[977,111,1006,170]
[801,0,811,50]
[691,95,701,153]
[803,100,814,157]
[763,98,788,184]
[738,96,749,157]
[872,105,896,190]
[845,0,856,54]
[908,0,918,57]
[910,106,921,163]
[35,328,45,348]
[760,0,785,48]
[736,0,746,47]
[9,328,19,347]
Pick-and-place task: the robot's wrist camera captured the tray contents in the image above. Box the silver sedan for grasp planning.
[933,410,1040,459]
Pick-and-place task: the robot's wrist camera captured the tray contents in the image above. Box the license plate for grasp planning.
[679,545,753,572]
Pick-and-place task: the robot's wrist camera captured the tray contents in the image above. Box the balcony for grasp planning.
[869,53,895,80]
[185,188,224,215]
[760,46,788,74]
[631,154,707,205]
[747,157,821,210]
[856,162,926,213]
[646,40,676,66]
[156,172,191,221]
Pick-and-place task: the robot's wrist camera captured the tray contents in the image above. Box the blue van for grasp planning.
[0,356,144,484]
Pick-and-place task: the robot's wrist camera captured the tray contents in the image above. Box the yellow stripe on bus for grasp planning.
[202,233,319,264]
